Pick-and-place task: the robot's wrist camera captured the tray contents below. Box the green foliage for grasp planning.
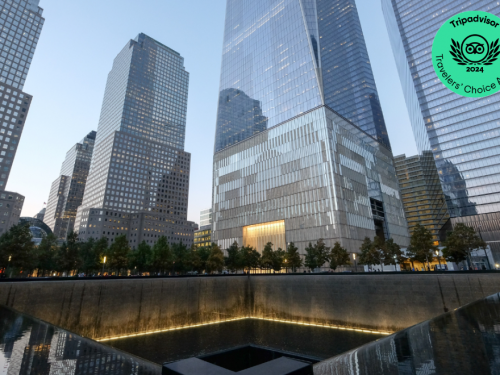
[407,224,436,268]
[239,245,261,272]
[0,224,36,275]
[383,238,405,269]
[224,242,240,273]
[442,223,486,266]
[304,239,330,271]
[80,237,107,275]
[284,242,302,272]
[172,241,189,274]
[329,242,351,271]
[36,233,58,276]
[206,244,225,274]
[129,241,152,274]
[358,237,384,268]
[151,236,172,274]
[272,248,285,272]
[260,242,274,270]
[56,232,82,275]
[107,235,130,275]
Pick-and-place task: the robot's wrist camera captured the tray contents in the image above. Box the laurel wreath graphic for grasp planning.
[450,38,500,65]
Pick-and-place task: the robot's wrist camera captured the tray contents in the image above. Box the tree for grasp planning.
[407,224,436,270]
[172,241,189,274]
[383,238,405,271]
[284,242,302,272]
[36,233,59,276]
[129,241,152,274]
[56,231,82,276]
[206,244,225,274]
[358,237,383,270]
[260,242,274,271]
[0,224,36,277]
[443,223,487,269]
[239,245,260,273]
[224,242,240,273]
[80,237,107,276]
[108,235,130,275]
[272,248,285,272]
[329,242,351,271]
[304,239,330,272]
[152,236,172,275]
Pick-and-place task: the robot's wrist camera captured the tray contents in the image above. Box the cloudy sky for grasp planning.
[10,0,417,225]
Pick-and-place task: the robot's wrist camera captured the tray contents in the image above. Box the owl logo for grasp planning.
[450,34,500,65]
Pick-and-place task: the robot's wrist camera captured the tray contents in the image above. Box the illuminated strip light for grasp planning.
[96,317,392,342]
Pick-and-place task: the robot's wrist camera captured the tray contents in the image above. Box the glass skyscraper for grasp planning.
[383,0,500,260]
[214,0,391,153]
[75,34,195,248]
[0,0,43,234]
[212,0,409,257]
[45,131,96,239]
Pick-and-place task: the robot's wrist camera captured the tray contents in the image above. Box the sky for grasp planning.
[9,0,418,225]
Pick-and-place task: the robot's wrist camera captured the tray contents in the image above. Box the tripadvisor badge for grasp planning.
[432,11,500,98]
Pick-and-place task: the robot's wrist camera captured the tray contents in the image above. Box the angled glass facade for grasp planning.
[214,0,391,153]
[383,0,500,259]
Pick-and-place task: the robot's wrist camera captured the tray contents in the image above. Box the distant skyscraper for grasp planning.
[194,208,212,248]
[0,0,44,233]
[200,208,212,228]
[45,131,96,239]
[212,0,409,255]
[75,34,195,248]
[382,0,500,260]
[395,152,450,244]
[214,0,391,153]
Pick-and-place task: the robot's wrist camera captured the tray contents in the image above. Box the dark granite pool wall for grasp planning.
[0,273,499,339]
[0,277,249,339]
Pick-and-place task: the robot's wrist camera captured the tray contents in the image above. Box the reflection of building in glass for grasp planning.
[45,131,96,240]
[383,0,500,261]
[74,34,195,249]
[0,0,44,231]
[214,0,391,153]
[0,305,161,374]
[395,152,450,244]
[212,0,408,255]
[243,221,286,252]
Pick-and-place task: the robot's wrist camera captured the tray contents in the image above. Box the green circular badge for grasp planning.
[432,11,500,97]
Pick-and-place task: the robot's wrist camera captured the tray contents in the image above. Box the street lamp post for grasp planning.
[284,259,288,274]
[353,253,357,272]
[7,255,11,279]
[102,256,106,276]
[435,250,441,271]
[393,255,397,272]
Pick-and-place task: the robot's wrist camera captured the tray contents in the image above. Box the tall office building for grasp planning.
[214,0,391,153]
[212,0,409,255]
[395,152,450,244]
[194,208,212,248]
[0,0,44,233]
[74,34,195,248]
[382,1,500,259]
[44,131,96,239]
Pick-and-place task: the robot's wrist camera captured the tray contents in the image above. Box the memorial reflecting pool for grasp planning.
[106,319,384,364]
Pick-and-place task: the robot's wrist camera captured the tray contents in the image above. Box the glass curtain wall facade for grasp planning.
[382,0,500,259]
[214,0,391,153]
[45,131,96,239]
[75,34,195,248]
[0,0,43,231]
[213,107,409,254]
[212,0,407,257]
[395,151,450,244]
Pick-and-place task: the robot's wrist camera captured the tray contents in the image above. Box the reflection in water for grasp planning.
[0,306,160,375]
[315,293,500,374]
[107,319,383,365]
